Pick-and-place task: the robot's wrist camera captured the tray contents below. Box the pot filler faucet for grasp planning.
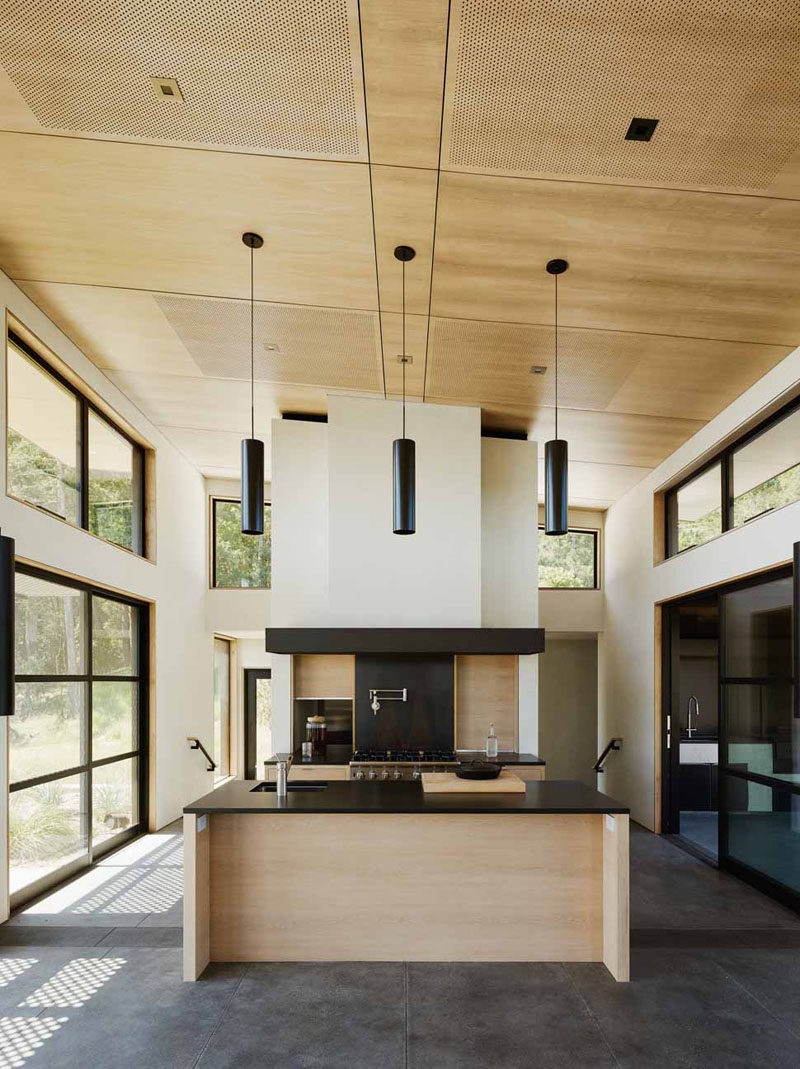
[687,695,700,739]
[368,688,408,715]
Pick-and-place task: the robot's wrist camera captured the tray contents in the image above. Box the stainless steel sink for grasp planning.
[250,781,328,792]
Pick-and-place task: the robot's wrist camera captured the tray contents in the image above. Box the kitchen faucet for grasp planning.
[686,695,700,739]
[275,753,292,797]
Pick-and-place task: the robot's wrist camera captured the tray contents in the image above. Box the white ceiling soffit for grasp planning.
[0,0,367,159]
[443,0,800,188]
[155,294,384,394]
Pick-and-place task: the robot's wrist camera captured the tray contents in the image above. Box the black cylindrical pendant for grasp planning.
[241,438,265,535]
[0,528,15,716]
[544,438,568,536]
[393,438,416,535]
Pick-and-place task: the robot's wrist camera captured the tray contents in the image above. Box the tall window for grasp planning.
[213,637,233,780]
[665,396,800,558]
[211,497,271,588]
[244,668,272,779]
[538,528,598,589]
[6,330,146,556]
[9,567,148,904]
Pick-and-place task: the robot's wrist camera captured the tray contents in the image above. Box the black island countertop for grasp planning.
[264,749,546,767]
[184,778,628,816]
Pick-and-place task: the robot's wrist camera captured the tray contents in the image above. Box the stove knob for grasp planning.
[353,768,364,780]
[380,768,390,780]
[368,768,377,780]
[412,767,421,780]
[393,768,403,780]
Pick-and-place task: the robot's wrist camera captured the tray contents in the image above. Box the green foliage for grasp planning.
[214,500,271,588]
[9,782,78,863]
[89,470,134,551]
[539,529,596,588]
[7,427,79,522]
[677,506,721,553]
[733,462,800,526]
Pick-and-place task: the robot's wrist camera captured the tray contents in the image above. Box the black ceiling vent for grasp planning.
[625,117,658,142]
[281,412,328,423]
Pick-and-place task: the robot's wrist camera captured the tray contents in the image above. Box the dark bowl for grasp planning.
[456,761,502,780]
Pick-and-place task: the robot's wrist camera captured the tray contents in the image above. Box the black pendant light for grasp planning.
[393,244,416,535]
[241,232,265,535]
[544,258,569,536]
[0,527,14,716]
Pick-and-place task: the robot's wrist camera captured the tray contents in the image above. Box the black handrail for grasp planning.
[594,737,622,773]
[187,736,217,772]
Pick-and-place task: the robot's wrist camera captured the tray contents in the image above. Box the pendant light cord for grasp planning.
[554,271,558,441]
[249,244,255,441]
[402,257,406,440]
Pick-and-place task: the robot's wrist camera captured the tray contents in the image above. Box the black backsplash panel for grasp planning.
[354,654,454,752]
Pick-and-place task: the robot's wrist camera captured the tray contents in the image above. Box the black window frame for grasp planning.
[9,563,150,908]
[6,328,147,558]
[537,526,600,590]
[664,394,800,559]
[210,495,272,590]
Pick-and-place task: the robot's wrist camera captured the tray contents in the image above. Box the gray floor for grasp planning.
[0,822,799,1068]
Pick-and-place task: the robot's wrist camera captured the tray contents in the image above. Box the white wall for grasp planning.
[481,437,540,749]
[0,270,211,919]
[269,406,542,750]
[601,348,800,828]
[538,506,605,635]
[327,396,482,626]
[539,635,599,788]
[204,477,271,635]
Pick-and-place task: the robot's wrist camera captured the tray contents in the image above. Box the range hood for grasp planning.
[265,627,545,655]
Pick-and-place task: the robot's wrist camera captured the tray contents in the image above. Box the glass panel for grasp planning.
[722,774,800,896]
[7,341,80,524]
[88,410,137,551]
[15,572,86,675]
[732,406,800,527]
[92,595,138,676]
[10,682,85,784]
[9,774,88,895]
[92,758,138,847]
[672,463,721,554]
[538,529,596,588]
[93,682,136,761]
[722,576,793,678]
[724,683,797,777]
[255,676,273,777]
[213,500,271,588]
[213,638,231,779]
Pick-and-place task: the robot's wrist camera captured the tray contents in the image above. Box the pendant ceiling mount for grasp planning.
[240,230,265,536]
[544,258,569,537]
[393,244,416,535]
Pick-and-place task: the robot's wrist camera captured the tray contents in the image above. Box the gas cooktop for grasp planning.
[351,749,458,764]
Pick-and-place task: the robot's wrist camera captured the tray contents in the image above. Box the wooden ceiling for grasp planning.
[1,0,799,507]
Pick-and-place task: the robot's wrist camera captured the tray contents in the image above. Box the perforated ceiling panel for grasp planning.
[445,0,800,188]
[425,319,640,411]
[155,295,383,393]
[0,0,365,157]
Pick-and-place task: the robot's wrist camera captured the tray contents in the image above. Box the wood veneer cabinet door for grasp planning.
[456,655,518,750]
[293,654,355,697]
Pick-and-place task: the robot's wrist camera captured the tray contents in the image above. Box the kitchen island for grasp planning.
[183,778,629,982]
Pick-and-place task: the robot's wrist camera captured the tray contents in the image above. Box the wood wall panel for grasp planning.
[456,654,518,751]
[293,654,355,698]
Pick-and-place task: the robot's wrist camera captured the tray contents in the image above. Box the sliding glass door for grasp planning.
[719,571,799,905]
[9,566,148,906]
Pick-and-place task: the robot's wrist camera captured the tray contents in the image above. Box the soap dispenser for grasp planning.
[486,723,498,759]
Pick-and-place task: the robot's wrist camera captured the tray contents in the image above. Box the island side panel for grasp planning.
[183,812,210,981]
[602,812,630,982]
[208,813,603,964]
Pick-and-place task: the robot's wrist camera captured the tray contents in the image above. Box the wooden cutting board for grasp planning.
[422,771,526,793]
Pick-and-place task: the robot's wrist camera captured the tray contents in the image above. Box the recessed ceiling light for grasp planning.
[151,77,183,102]
[625,117,658,142]
[263,343,281,353]
[396,354,413,364]
[530,365,546,375]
